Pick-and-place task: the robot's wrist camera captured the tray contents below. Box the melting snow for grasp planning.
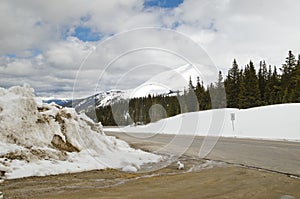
[0,85,161,179]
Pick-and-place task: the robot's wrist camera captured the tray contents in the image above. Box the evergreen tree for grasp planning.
[238,61,261,108]
[290,54,300,102]
[268,66,281,104]
[238,69,247,109]
[225,59,240,108]
[281,50,297,103]
[258,60,268,104]
[185,77,199,112]
[211,71,226,109]
[195,77,206,110]
[264,65,273,104]
[180,88,189,113]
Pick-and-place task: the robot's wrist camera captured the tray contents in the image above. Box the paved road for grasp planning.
[105,131,300,176]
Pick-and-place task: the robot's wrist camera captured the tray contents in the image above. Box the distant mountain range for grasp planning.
[43,99,72,107]
[44,64,199,114]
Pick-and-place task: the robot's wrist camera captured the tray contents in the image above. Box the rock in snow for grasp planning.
[0,85,161,179]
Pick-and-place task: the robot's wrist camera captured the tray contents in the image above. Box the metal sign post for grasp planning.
[231,113,235,131]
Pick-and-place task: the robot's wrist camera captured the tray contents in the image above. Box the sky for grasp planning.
[1,0,300,98]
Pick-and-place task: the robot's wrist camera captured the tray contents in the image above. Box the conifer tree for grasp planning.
[180,88,189,113]
[281,50,297,103]
[290,54,300,102]
[264,65,273,104]
[195,77,206,110]
[239,61,261,108]
[266,66,281,104]
[258,60,268,104]
[186,76,198,112]
[211,71,226,109]
[225,59,240,108]
[238,69,247,109]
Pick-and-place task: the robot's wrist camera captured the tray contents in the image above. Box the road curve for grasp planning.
[105,131,300,176]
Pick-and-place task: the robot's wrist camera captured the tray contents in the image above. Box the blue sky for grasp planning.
[72,26,102,42]
[144,0,183,8]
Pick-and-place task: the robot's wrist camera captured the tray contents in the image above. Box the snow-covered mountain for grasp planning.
[127,64,199,98]
[0,85,160,179]
[140,64,199,93]
[43,98,72,107]
[46,64,198,113]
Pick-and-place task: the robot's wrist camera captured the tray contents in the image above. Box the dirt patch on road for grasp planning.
[1,157,300,199]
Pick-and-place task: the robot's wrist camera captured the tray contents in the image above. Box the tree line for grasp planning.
[93,50,300,126]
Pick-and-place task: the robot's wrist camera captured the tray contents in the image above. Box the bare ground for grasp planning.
[1,157,300,199]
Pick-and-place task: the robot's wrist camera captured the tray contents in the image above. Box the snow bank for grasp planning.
[108,104,300,141]
[0,85,160,179]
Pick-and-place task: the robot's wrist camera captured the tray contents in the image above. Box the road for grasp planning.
[3,131,300,198]
[105,131,300,176]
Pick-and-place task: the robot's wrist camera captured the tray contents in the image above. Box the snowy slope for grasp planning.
[46,64,198,113]
[130,64,198,98]
[141,64,198,91]
[0,85,161,179]
[107,104,300,141]
[42,98,72,107]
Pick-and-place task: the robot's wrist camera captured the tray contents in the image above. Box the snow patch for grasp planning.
[122,165,138,172]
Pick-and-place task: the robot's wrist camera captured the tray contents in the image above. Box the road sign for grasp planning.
[231,113,235,131]
[231,113,235,121]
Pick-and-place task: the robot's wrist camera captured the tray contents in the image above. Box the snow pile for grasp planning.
[108,104,300,141]
[0,85,160,179]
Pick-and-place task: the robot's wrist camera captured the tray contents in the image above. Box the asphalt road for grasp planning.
[105,131,300,176]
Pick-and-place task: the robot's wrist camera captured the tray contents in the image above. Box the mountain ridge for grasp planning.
[44,64,197,112]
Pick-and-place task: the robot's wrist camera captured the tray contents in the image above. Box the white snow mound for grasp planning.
[109,104,300,141]
[0,85,160,179]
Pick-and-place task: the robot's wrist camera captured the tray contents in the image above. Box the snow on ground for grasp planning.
[106,104,300,141]
[0,85,161,179]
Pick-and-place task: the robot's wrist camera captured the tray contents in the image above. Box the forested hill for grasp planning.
[91,50,300,126]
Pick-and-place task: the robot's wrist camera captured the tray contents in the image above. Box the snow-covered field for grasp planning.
[106,104,300,141]
[0,85,161,179]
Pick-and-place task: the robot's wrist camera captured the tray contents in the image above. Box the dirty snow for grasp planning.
[0,85,161,179]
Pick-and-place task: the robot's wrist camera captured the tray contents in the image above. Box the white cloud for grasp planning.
[185,0,300,67]
[45,37,94,69]
[1,0,300,97]
[0,37,97,97]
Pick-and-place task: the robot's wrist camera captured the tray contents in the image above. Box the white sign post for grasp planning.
[231,113,235,131]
